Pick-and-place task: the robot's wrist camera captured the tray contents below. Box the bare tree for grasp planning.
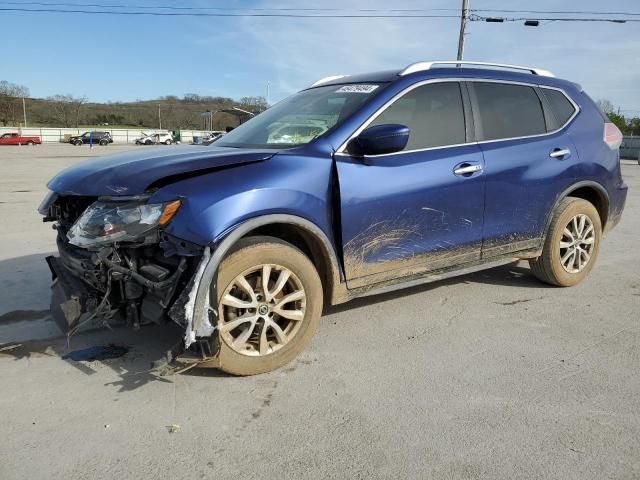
[239,96,269,113]
[47,94,87,127]
[596,99,616,114]
[0,80,30,126]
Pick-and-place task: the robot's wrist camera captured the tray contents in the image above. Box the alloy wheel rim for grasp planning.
[218,264,306,357]
[559,214,595,273]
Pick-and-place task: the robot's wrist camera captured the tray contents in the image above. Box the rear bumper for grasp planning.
[605,182,628,234]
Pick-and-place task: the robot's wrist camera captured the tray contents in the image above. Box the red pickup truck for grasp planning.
[0,132,41,145]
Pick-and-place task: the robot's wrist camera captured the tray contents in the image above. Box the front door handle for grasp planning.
[453,163,483,176]
[549,148,571,159]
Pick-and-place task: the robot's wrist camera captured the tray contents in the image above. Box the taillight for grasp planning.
[604,122,623,150]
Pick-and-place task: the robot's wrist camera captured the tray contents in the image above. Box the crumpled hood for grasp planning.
[48,145,276,196]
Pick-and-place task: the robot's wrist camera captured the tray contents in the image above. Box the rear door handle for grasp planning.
[549,148,571,159]
[453,163,483,176]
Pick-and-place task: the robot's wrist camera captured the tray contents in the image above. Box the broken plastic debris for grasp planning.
[167,424,181,433]
[62,344,129,362]
[183,247,211,348]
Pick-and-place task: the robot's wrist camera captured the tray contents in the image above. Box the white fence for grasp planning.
[0,127,210,144]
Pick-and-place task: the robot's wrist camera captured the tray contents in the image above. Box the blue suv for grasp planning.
[40,61,627,375]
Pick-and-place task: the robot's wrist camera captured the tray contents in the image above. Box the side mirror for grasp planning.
[347,124,410,156]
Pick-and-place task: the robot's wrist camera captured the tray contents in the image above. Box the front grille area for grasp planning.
[47,195,97,235]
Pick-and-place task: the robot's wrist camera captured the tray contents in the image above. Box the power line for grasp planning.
[3,7,638,22]
[471,14,639,23]
[471,9,640,16]
[0,2,462,11]
[0,7,461,18]
[2,3,639,16]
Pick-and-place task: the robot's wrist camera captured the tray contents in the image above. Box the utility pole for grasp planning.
[22,97,27,127]
[158,104,162,130]
[266,82,271,106]
[456,0,470,61]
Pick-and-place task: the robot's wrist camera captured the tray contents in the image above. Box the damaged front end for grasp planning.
[40,193,212,352]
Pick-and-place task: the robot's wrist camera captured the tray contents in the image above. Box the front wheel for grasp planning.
[213,236,323,375]
[529,197,602,287]
[99,139,108,146]
[26,140,35,146]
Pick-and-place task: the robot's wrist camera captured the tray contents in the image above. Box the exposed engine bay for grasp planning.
[41,193,204,344]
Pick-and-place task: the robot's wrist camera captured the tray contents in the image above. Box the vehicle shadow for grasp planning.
[0,254,549,388]
[0,324,184,391]
[325,261,551,315]
[0,252,185,391]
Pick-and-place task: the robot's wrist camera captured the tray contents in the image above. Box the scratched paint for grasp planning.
[340,203,546,284]
[343,207,481,281]
[343,219,421,278]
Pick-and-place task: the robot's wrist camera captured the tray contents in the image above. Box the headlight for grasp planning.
[67,199,181,248]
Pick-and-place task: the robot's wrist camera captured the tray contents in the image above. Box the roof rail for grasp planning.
[310,75,348,87]
[399,61,554,78]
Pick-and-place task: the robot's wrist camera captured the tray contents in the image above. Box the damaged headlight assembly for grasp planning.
[67,198,181,248]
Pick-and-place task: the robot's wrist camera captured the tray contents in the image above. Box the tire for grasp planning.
[74,140,82,146]
[99,139,108,146]
[26,140,35,146]
[529,197,602,287]
[214,236,323,375]
[165,139,172,145]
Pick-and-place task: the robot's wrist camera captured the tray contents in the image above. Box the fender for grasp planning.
[541,179,610,243]
[189,214,345,343]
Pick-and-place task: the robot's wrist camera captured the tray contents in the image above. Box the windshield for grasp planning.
[216,83,384,149]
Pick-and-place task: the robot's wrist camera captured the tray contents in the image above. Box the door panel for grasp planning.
[479,134,578,256]
[337,144,485,287]
[468,81,580,257]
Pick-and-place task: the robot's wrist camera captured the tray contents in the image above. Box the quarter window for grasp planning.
[370,82,466,150]
[473,82,546,141]
[542,88,576,130]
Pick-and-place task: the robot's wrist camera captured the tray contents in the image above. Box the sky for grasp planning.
[1,0,639,114]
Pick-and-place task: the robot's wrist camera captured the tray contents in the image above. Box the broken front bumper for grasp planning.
[46,255,101,332]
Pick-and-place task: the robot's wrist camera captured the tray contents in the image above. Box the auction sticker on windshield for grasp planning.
[335,85,379,93]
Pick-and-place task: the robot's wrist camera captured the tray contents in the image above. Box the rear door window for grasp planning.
[541,88,577,130]
[370,82,466,150]
[472,82,546,141]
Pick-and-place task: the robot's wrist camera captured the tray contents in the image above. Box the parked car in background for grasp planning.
[135,132,173,145]
[40,61,627,376]
[201,131,226,145]
[0,132,41,145]
[69,131,113,146]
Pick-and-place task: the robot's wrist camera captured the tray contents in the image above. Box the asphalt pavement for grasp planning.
[0,144,638,480]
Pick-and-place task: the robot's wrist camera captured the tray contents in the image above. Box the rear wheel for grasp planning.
[529,197,602,286]
[74,140,82,146]
[165,139,172,145]
[214,236,323,375]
